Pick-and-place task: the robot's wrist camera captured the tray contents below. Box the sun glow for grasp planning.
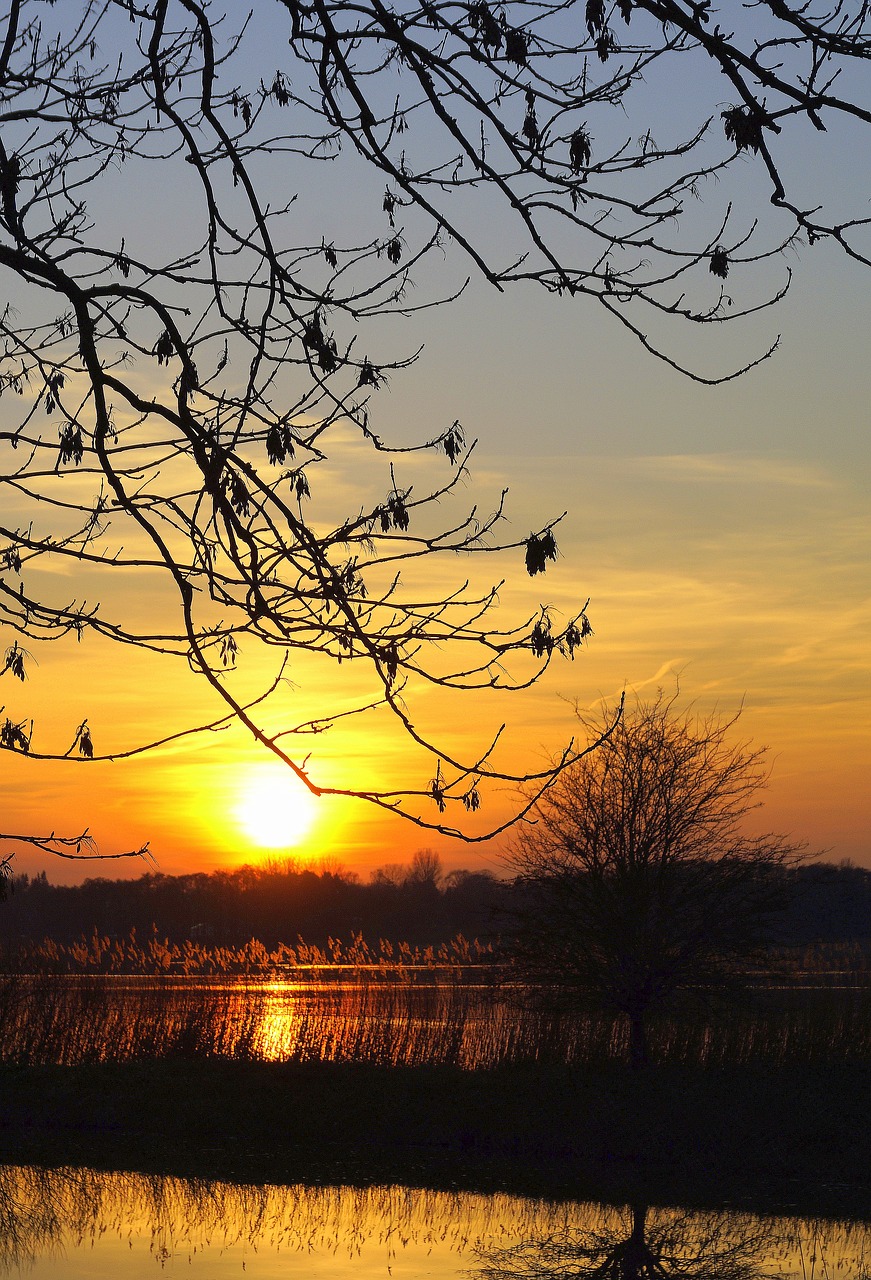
[234,765,318,851]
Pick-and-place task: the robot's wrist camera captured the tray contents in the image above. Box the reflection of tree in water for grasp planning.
[0,1167,869,1277]
[471,1202,868,1280]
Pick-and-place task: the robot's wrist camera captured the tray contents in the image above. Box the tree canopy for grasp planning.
[507,694,805,1065]
[1,0,870,859]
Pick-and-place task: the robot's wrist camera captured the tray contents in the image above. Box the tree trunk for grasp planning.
[628,1008,649,1070]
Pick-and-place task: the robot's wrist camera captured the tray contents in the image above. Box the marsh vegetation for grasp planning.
[0,966,869,1070]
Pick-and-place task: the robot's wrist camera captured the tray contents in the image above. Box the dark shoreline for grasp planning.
[1,1059,869,1221]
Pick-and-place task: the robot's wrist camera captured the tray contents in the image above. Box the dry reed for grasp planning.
[0,971,869,1070]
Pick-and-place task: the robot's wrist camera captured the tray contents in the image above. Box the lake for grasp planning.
[1,1166,869,1279]
[1,974,869,1068]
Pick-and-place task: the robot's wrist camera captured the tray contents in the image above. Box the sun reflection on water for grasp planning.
[252,985,301,1060]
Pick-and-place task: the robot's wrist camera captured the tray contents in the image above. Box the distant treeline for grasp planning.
[0,851,504,952]
[0,853,869,956]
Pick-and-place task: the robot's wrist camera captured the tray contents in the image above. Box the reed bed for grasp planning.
[4,930,494,977]
[0,972,869,1069]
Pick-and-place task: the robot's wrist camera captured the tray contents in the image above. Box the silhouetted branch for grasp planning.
[1,1,870,851]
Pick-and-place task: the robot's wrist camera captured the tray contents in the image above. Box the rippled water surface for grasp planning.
[1,1167,869,1279]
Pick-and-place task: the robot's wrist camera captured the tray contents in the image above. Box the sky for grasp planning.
[1,3,869,882]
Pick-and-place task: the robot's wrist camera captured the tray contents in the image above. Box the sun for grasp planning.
[233,764,318,851]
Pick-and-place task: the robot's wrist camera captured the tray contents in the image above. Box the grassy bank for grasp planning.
[1,1058,869,1220]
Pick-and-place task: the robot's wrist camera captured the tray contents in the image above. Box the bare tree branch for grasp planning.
[1,0,869,856]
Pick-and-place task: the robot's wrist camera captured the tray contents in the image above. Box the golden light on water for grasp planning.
[1,1164,868,1277]
[233,764,318,851]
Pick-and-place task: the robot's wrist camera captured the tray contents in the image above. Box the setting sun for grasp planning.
[233,765,318,851]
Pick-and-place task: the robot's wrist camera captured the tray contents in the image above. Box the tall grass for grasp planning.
[1,972,869,1069]
[3,929,494,976]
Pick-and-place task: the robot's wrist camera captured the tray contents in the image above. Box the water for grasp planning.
[2,974,870,1068]
[0,976,606,1067]
[0,1166,868,1279]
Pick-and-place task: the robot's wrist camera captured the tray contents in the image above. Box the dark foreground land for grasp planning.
[1,1060,869,1220]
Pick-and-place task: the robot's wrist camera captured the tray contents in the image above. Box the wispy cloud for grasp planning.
[624,453,835,489]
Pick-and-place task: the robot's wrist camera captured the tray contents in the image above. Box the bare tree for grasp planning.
[473,1201,784,1280]
[1,1,869,860]
[506,694,805,1067]
[404,847,444,888]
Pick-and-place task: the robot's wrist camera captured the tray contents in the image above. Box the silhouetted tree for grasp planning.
[507,694,805,1067]
[404,848,444,889]
[473,1200,783,1280]
[0,855,509,950]
[2,2,871,862]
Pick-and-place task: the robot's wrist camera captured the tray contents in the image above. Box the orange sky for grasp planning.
[2,12,869,884]
[4,244,869,883]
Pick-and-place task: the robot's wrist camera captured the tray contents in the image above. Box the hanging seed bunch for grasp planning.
[525,529,558,576]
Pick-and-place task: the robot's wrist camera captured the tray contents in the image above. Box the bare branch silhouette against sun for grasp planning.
[2,1,871,861]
